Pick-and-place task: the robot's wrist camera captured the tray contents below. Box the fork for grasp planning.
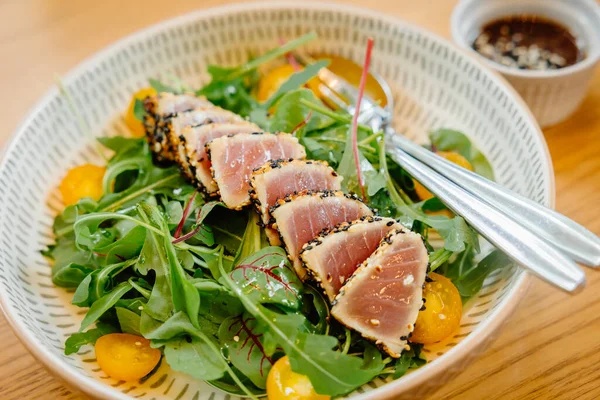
[294,52,600,293]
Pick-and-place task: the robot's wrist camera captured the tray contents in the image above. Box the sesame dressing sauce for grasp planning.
[473,15,584,71]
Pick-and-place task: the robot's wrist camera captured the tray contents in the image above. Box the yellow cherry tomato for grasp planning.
[125,87,157,137]
[257,64,297,103]
[411,273,463,344]
[267,356,330,400]
[310,54,388,108]
[95,333,161,381]
[59,163,106,206]
[414,151,474,202]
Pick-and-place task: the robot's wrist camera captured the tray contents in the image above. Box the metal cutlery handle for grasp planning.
[386,138,586,292]
[388,133,600,267]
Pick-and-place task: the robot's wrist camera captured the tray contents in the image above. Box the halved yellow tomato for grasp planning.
[267,356,330,400]
[414,151,474,202]
[124,87,156,137]
[95,333,161,381]
[310,53,388,108]
[257,64,298,103]
[59,163,106,206]
[256,54,388,110]
[411,273,463,344]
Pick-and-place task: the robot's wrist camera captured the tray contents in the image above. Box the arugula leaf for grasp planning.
[268,89,334,134]
[449,249,513,298]
[220,254,384,397]
[430,128,494,180]
[392,343,425,379]
[64,322,118,355]
[219,314,275,389]
[95,138,193,212]
[133,98,146,122]
[164,337,226,381]
[136,206,175,322]
[231,247,302,310]
[94,225,146,265]
[263,60,329,109]
[232,212,268,268]
[149,78,179,94]
[116,307,141,335]
[144,202,201,330]
[144,311,257,399]
[50,250,96,288]
[79,281,133,331]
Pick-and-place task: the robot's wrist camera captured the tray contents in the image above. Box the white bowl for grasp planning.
[0,2,553,399]
[451,0,600,128]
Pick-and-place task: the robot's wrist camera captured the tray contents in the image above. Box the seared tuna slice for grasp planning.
[169,107,243,177]
[249,159,342,245]
[207,133,306,209]
[270,191,373,279]
[174,121,261,188]
[331,229,428,358]
[143,92,212,162]
[300,216,402,301]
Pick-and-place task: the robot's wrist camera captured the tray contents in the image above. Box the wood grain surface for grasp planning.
[0,1,598,399]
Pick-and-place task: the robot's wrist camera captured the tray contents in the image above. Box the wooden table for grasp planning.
[0,1,598,399]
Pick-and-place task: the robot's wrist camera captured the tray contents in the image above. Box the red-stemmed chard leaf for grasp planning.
[218,313,277,389]
[172,201,225,244]
[173,191,197,239]
[229,246,302,310]
[291,111,312,135]
[351,38,374,200]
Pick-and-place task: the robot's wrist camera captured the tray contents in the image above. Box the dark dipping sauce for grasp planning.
[473,15,585,71]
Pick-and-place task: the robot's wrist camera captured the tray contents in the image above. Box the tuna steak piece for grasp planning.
[331,229,428,358]
[300,216,402,301]
[143,93,212,163]
[207,132,306,209]
[168,107,243,177]
[174,121,261,191]
[270,191,373,279]
[249,159,342,245]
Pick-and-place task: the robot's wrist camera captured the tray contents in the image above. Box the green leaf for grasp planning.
[430,128,494,180]
[144,202,201,329]
[149,78,179,94]
[220,256,384,397]
[143,311,256,398]
[71,270,97,307]
[450,250,513,298]
[64,322,118,355]
[136,206,174,322]
[207,32,317,82]
[165,201,183,225]
[116,307,141,335]
[392,343,425,379]
[133,98,146,122]
[164,337,226,381]
[219,314,274,389]
[79,281,132,331]
[269,89,333,134]
[232,212,267,268]
[231,247,302,310]
[263,60,329,109]
[94,225,146,265]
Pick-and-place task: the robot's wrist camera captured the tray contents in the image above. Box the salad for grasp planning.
[44,33,512,399]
